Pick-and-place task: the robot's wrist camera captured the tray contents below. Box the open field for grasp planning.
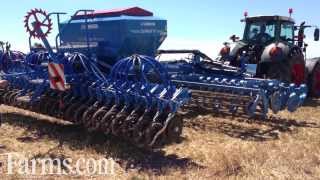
[0,99,319,179]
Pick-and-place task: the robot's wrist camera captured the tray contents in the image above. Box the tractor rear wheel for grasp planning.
[266,61,292,83]
[310,63,320,98]
[266,54,306,85]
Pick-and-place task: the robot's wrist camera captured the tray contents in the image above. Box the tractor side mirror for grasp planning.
[314,28,319,41]
[230,35,240,42]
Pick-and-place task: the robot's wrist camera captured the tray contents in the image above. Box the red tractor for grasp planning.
[219,12,320,97]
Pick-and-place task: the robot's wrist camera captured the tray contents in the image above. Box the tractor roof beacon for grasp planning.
[219,11,320,97]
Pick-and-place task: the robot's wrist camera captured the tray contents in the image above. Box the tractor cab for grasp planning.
[226,15,298,68]
[243,16,295,46]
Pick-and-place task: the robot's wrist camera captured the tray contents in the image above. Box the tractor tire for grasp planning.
[266,61,292,83]
[265,48,306,84]
[309,63,320,98]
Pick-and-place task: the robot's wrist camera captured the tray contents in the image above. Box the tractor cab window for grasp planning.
[245,21,276,44]
[280,22,294,43]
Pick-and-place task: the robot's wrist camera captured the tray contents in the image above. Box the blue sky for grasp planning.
[0,0,319,57]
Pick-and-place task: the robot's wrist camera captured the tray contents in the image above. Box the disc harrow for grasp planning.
[158,50,307,117]
[0,51,191,148]
[171,73,306,117]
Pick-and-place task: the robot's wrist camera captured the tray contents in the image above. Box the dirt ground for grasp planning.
[0,99,319,179]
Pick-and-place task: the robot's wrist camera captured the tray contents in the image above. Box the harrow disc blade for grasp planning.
[145,123,164,147]
[101,105,122,134]
[165,115,183,143]
[111,107,132,136]
[90,107,109,132]
[132,109,155,146]
[82,105,100,131]
[73,104,89,124]
[64,101,81,122]
[120,107,145,139]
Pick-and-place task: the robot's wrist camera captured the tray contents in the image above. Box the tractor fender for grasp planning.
[305,57,320,75]
[260,42,290,63]
[229,41,247,57]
